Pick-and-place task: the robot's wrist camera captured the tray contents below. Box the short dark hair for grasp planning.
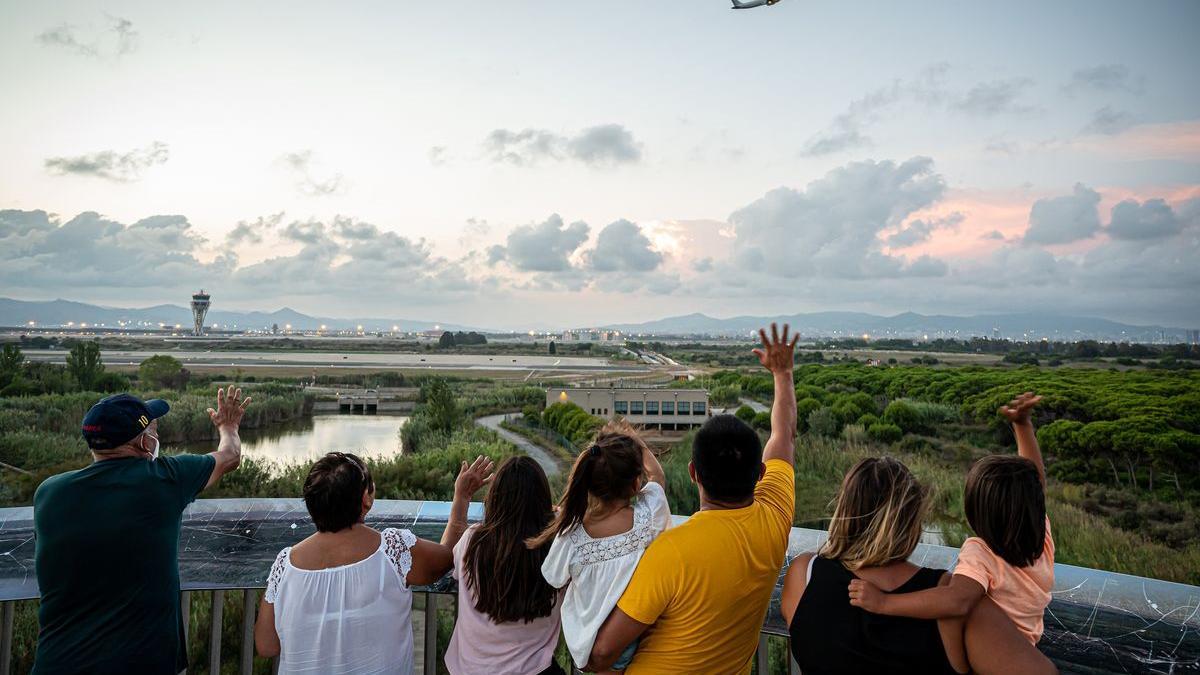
[964,455,1045,567]
[303,452,374,533]
[692,414,763,503]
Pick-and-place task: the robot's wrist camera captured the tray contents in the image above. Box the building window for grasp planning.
[631,401,644,415]
[662,401,674,415]
[694,401,706,415]
[678,401,691,415]
[614,401,628,415]
[646,401,659,415]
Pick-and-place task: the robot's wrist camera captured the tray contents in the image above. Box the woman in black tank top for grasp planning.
[789,556,959,674]
[780,458,1056,675]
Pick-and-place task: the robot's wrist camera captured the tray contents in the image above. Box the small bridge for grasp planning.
[337,390,380,413]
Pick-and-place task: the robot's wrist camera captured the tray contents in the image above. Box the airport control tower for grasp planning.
[190,290,211,336]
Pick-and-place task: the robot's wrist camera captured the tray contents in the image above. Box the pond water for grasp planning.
[182,414,408,468]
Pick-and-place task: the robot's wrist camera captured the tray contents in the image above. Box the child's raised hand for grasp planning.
[998,392,1042,426]
[848,579,886,613]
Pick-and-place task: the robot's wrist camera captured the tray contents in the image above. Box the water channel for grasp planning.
[182,414,409,468]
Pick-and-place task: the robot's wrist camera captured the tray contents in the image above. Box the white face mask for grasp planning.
[143,432,160,460]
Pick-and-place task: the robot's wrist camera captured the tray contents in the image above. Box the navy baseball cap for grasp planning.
[81,393,170,450]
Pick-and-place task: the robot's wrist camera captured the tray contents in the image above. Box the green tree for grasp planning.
[437,332,456,348]
[867,422,903,444]
[549,341,557,355]
[734,405,757,424]
[139,355,187,389]
[807,406,841,437]
[0,344,23,388]
[66,341,104,391]
[422,378,462,433]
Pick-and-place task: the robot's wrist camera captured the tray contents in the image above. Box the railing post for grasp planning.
[210,590,225,675]
[240,589,256,675]
[423,592,438,674]
[756,634,768,674]
[181,591,191,646]
[0,601,13,675]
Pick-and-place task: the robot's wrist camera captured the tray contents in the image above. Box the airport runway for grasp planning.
[22,349,648,373]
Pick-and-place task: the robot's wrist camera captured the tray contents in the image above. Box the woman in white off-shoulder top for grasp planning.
[254,452,495,675]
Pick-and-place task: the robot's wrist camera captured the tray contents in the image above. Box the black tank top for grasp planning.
[789,556,960,675]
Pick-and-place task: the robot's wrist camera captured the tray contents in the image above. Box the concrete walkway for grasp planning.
[474,413,563,477]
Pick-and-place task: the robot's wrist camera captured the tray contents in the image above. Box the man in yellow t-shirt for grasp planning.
[587,325,798,674]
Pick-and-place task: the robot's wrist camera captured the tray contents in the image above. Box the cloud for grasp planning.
[981,229,1006,241]
[1083,106,1135,135]
[483,124,642,167]
[587,220,664,272]
[44,142,169,182]
[1022,183,1101,245]
[487,214,589,272]
[1106,198,1192,241]
[953,78,1036,116]
[801,66,1035,156]
[225,213,283,247]
[1063,64,1145,95]
[727,157,948,278]
[280,151,344,196]
[428,146,449,166]
[37,15,138,58]
[565,125,643,167]
[886,212,964,248]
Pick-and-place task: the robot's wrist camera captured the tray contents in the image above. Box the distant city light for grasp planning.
[174,324,181,329]
[320,324,327,331]
[862,333,870,341]
[392,325,399,331]
[285,324,292,330]
[356,325,363,331]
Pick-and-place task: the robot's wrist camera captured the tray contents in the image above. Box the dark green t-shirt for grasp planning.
[32,453,216,674]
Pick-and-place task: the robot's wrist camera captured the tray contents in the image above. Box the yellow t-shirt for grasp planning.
[616,459,795,674]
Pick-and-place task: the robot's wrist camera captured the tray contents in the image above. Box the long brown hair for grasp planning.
[820,457,930,571]
[463,455,557,623]
[527,420,645,549]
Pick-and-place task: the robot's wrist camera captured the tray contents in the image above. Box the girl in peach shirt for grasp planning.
[848,392,1054,645]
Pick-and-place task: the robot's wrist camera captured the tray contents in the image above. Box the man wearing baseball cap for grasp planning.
[32,385,249,674]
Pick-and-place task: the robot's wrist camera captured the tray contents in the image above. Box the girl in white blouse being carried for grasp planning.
[254,451,494,674]
[528,421,671,673]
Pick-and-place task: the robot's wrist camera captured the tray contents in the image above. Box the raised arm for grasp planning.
[999,392,1044,487]
[641,441,666,487]
[849,574,986,619]
[753,323,798,466]
[408,455,495,586]
[441,455,494,547]
[204,385,250,491]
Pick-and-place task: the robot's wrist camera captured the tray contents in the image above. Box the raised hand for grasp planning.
[207,385,250,432]
[998,391,1042,426]
[848,578,886,613]
[752,322,798,375]
[454,455,496,499]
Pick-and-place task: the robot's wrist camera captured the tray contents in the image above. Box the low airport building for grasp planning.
[546,387,710,430]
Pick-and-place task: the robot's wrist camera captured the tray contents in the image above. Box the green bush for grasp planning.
[883,400,924,435]
[734,405,757,424]
[751,411,771,431]
[795,398,822,432]
[807,406,841,438]
[868,422,903,444]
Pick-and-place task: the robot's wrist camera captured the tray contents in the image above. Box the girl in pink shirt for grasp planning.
[848,392,1054,645]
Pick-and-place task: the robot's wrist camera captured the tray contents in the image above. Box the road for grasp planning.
[22,349,647,373]
[475,413,563,477]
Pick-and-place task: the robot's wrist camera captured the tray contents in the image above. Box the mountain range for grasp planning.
[0,298,477,333]
[1,297,1191,342]
[598,311,1190,341]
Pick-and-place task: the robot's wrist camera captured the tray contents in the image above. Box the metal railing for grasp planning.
[0,588,801,675]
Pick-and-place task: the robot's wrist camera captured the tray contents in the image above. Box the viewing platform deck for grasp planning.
[0,499,1195,674]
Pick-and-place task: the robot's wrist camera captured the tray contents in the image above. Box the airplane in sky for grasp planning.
[731,0,781,8]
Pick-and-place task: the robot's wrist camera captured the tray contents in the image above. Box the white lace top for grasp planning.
[265,527,418,675]
[541,482,672,668]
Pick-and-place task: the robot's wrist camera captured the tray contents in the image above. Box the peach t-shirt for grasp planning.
[953,517,1055,643]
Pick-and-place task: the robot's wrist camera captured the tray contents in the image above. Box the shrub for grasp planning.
[867,422,903,444]
[882,400,923,434]
[734,405,757,424]
[751,411,771,431]
[807,406,841,438]
[842,424,868,445]
[795,398,822,432]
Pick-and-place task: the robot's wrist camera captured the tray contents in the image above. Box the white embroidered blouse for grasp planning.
[265,527,418,674]
[540,482,672,668]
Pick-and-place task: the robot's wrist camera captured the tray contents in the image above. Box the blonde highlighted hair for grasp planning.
[819,456,930,571]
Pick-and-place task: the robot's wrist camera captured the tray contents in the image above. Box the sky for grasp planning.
[1,0,1198,330]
